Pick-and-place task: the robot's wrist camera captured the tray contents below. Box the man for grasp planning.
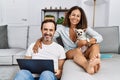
[14,20,66,80]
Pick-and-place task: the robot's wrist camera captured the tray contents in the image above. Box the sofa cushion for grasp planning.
[0,49,24,65]
[93,54,120,80]
[94,26,119,53]
[7,26,28,49]
[28,26,42,47]
[61,60,96,80]
[0,25,9,49]
[61,54,120,80]
[13,50,26,64]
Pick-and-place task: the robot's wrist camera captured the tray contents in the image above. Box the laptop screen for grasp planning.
[17,59,54,74]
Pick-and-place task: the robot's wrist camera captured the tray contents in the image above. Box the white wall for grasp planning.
[0,0,4,25]
[1,0,29,26]
[82,0,120,27]
[0,0,2,24]
[0,0,82,26]
[108,0,120,26]
[1,0,120,27]
[82,0,109,27]
[28,0,81,26]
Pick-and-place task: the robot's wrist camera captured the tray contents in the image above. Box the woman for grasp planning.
[33,6,103,74]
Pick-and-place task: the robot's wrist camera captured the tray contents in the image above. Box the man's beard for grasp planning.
[43,34,52,42]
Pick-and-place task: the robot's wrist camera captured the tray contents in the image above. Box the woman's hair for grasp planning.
[63,6,87,29]
[41,19,57,31]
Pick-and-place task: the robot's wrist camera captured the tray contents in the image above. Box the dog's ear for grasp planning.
[83,29,86,32]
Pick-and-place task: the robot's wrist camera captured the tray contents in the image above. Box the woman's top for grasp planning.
[54,25,103,52]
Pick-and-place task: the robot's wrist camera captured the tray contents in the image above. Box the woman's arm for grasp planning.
[86,27,103,43]
[77,27,103,48]
[32,38,42,53]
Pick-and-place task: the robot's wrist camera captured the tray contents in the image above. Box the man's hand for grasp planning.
[24,56,32,59]
[55,69,62,79]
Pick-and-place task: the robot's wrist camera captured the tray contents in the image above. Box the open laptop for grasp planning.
[17,59,54,74]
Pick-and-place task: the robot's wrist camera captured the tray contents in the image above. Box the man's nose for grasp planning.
[46,30,50,34]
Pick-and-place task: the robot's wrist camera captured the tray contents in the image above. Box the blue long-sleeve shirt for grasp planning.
[54,25,103,52]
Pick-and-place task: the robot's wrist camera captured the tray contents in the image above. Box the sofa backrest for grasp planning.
[7,26,28,49]
[6,25,120,54]
[94,26,120,54]
[27,26,42,47]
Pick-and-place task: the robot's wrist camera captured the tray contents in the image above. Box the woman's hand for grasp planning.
[77,40,87,48]
[55,69,62,79]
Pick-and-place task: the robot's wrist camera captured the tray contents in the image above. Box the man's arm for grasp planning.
[55,59,65,79]
[58,59,65,70]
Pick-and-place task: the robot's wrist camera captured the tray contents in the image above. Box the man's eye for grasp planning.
[50,29,53,31]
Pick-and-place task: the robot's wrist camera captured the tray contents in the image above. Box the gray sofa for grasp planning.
[61,26,120,80]
[0,25,120,80]
[0,25,42,65]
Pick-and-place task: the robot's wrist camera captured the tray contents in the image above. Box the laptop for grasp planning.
[17,59,54,74]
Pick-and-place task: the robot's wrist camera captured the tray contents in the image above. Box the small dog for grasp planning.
[75,28,87,40]
[75,28,89,52]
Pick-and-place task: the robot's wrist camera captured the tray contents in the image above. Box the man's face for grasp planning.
[41,22,55,42]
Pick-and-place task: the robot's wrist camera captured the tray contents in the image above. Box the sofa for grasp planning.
[0,25,120,80]
[61,26,120,80]
[0,25,42,65]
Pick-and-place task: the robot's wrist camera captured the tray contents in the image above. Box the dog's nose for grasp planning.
[78,33,81,36]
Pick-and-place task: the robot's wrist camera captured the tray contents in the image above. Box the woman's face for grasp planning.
[69,9,81,27]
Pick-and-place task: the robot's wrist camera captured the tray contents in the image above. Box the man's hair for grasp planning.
[41,19,57,31]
